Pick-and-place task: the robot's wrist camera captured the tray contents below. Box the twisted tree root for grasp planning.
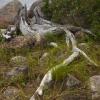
[30,28,97,100]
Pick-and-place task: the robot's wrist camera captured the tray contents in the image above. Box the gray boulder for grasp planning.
[66,74,81,87]
[3,86,20,100]
[5,66,28,79]
[10,56,28,67]
[89,75,100,99]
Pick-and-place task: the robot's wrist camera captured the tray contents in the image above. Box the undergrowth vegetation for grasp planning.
[43,0,100,40]
[0,33,100,99]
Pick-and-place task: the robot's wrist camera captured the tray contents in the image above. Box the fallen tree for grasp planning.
[1,1,98,100]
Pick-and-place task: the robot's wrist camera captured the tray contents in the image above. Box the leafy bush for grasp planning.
[43,0,100,39]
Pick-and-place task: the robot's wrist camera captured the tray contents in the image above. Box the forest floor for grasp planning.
[0,33,100,100]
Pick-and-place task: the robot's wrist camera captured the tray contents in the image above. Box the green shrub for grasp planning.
[43,0,100,39]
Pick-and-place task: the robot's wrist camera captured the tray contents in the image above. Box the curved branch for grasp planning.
[30,27,98,100]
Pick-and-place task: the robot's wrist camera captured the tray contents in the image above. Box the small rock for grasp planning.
[3,86,20,100]
[10,56,28,67]
[89,75,100,99]
[40,52,49,61]
[5,66,28,79]
[49,42,58,48]
[0,0,22,28]
[0,36,36,49]
[66,74,81,87]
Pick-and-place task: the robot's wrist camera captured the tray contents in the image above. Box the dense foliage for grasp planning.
[43,0,100,39]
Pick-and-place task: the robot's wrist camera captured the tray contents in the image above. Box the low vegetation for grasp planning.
[43,0,100,40]
[0,33,100,99]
